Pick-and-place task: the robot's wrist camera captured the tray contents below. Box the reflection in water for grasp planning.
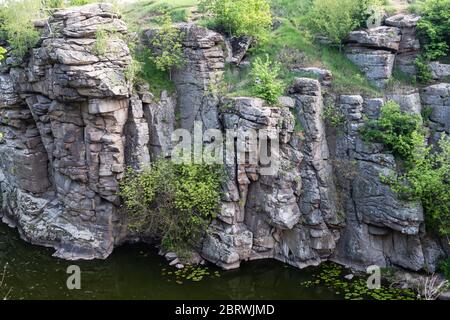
[0,223,339,300]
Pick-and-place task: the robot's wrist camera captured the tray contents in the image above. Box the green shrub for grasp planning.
[323,103,346,128]
[149,14,185,73]
[415,0,450,83]
[386,135,450,237]
[361,101,423,160]
[362,101,450,238]
[306,0,384,48]
[119,161,223,254]
[250,55,284,104]
[42,0,64,8]
[69,0,96,5]
[270,0,313,20]
[353,0,385,29]
[92,27,122,56]
[0,0,42,59]
[200,0,273,41]
[92,28,109,56]
[0,46,6,61]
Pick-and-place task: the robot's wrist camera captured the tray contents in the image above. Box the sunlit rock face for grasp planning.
[0,3,132,260]
[0,4,446,273]
[344,14,422,88]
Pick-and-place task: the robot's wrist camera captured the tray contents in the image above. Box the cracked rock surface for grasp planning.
[0,5,447,273]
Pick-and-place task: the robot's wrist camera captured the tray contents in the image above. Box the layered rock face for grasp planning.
[171,24,225,132]
[0,4,133,259]
[346,26,401,88]
[421,83,450,135]
[329,95,442,272]
[0,5,447,273]
[201,84,340,270]
[345,14,421,88]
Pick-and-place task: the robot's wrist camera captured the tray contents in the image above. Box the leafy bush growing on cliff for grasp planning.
[119,161,223,255]
[42,0,64,8]
[386,135,450,237]
[361,101,423,160]
[149,14,185,73]
[362,101,450,238]
[69,0,96,5]
[250,55,285,104]
[0,46,6,61]
[415,0,450,83]
[0,0,42,59]
[92,27,120,56]
[199,0,273,41]
[305,0,384,48]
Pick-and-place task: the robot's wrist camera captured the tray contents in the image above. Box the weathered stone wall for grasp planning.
[0,5,447,273]
[0,4,133,259]
[327,94,443,272]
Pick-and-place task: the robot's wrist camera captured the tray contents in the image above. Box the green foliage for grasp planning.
[93,28,108,56]
[42,0,64,8]
[415,56,433,83]
[162,265,221,284]
[149,14,185,72]
[305,0,384,47]
[415,0,450,83]
[119,160,223,254]
[362,101,450,237]
[0,0,42,59]
[121,0,197,32]
[421,106,433,125]
[199,0,273,41]
[226,20,379,98]
[301,263,416,300]
[323,104,346,128]
[249,55,284,104]
[361,101,423,160]
[385,136,450,237]
[69,0,96,5]
[134,49,176,98]
[0,46,6,61]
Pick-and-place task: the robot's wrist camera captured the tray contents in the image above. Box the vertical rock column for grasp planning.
[385,14,421,76]
[171,24,225,131]
[277,78,341,268]
[330,94,443,271]
[0,4,133,260]
[345,27,401,88]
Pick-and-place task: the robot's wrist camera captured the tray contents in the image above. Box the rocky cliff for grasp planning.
[0,4,448,273]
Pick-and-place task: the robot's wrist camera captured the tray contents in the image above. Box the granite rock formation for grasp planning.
[345,14,421,88]
[0,5,448,274]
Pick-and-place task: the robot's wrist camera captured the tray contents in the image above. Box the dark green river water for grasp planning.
[0,223,340,300]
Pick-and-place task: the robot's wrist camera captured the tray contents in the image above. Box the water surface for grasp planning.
[0,223,340,300]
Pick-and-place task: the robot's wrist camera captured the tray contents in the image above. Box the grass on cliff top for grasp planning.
[120,0,197,32]
[226,17,381,98]
[120,0,381,98]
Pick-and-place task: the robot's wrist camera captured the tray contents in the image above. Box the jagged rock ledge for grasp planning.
[0,4,448,275]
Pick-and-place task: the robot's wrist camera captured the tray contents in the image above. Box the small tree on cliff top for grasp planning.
[149,14,185,74]
[199,0,273,41]
[0,0,42,59]
[305,0,384,48]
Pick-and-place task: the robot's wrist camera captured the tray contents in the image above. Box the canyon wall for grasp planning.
[0,4,448,272]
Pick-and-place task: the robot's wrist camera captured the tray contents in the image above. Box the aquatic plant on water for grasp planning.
[301,263,417,300]
[162,265,221,285]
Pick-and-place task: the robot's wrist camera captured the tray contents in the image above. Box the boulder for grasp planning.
[347,27,401,51]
